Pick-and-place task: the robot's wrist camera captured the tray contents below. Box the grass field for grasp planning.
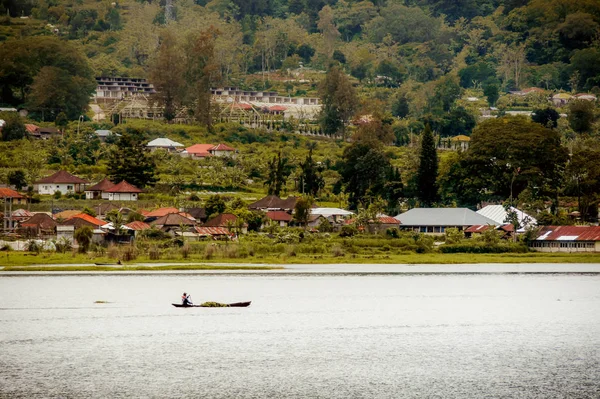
[2,251,600,271]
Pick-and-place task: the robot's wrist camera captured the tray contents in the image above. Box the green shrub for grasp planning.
[339,225,358,238]
[439,242,528,253]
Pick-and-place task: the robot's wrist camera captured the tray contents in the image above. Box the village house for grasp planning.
[195,226,231,240]
[476,205,537,232]
[209,143,237,157]
[311,208,355,225]
[530,226,600,252]
[1,188,27,232]
[147,138,184,152]
[249,195,297,212]
[18,213,57,238]
[85,178,115,200]
[265,211,293,227]
[124,221,151,238]
[204,213,247,234]
[25,124,60,139]
[394,208,498,234]
[34,170,89,195]
[150,213,195,236]
[105,181,142,201]
[182,144,214,159]
[94,130,120,142]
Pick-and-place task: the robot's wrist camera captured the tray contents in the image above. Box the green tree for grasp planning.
[568,100,595,133]
[299,148,325,196]
[483,83,499,107]
[106,209,125,236]
[416,125,439,207]
[566,138,600,222]
[294,195,314,227]
[184,27,221,129]
[463,117,568,207]
[74,226,93,253]
[7,170,27,190]
[338,139,391,209]
[205,194,226,219]
[149,30,185,122]
[319,65,358,137]
[265,152,293,196]
[0,37,95,120]
[531,107,560,129]
[0,113,26,141]
[107,131,157,188]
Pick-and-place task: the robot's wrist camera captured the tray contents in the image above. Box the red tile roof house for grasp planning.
[204,213,247,234]
[265,211,293,227]
[150,213,196,236]
[530,226,600,252]
[34,170,89,195]
[183,144,214,159]
[248,195,297,211]
[18,213,57,238]
[85,178,115,200]
[105,180,143,201]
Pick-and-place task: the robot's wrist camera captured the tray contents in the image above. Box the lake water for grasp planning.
[1,265,600,398]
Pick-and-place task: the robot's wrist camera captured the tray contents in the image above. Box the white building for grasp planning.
[105,180,143,201]
[34,170,89,195]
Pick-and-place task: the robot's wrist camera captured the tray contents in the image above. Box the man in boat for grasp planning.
[181,292,192,305]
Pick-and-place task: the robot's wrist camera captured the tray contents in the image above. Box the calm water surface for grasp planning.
[1,266,600,398]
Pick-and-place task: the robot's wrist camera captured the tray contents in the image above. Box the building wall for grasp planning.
[529,241,597,252]
[108,192,138,201]
[37,183,84,195]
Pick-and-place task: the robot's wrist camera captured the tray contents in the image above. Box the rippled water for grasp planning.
[1,268,600,398]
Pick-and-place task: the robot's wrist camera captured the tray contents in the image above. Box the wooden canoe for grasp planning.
[172,301,251,308]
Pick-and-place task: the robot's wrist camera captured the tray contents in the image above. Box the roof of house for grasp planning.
[54,210,82,220]
[95,130,113,137]
[20,213,57,230]
[95,203,120,215]
[124,221,151,231]
[105,180,143,193]
[195,226,230,236]
[394,208,499,227]
[535,226,600,241]
[266,211,293,222]
[186,207,206,220]
[185,144,214,156]
[35,170,89,184]
[248,195,297,210]
[269,105,287,111]
[86,178,115,192]
[553,93,572,99]
[10,209,33,218]
[145,207,180,218]
[147,138,184,148]
[450,135,471,142]
[211,143,236,152]
[203,213,238,227]
[464,224,495,233]
[476,205,537,232]
[25,124,39,133]
[63,213,106,227]
[0,187,24,199]
[311,208,354,217]
[378,215,400,224]
[151,213,196,226]
[232,103,252,110]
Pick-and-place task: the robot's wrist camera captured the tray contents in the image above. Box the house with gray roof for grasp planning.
[394,208,499,234]
[476,205,537,232]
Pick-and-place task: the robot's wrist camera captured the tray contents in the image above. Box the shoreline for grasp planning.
[2,263,600,275]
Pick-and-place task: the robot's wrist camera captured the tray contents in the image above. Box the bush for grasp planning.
[149,245,161,260]
[439,242,528,253]
[385,228,399,238]
[55,237,73,253]
[331,245,345,257]
[339,225,358,238]
[121,245,137,261]
[181,243,191,259]
[53,191,62,199]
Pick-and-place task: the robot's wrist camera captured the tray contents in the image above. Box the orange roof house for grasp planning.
[62,213,106,228]
[184,144,214,159]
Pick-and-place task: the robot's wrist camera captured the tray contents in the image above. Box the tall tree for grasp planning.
[293,195,314,227]
[318,65,358,137]
[299,148,325,196]
[568,100,595,133]
[184,27,221,129]
[265,152,293,196]
[149,30,185,122]
[0,112,26,141]
[416,124,439,207]
[107,131,157,188]
[0,37,95,120]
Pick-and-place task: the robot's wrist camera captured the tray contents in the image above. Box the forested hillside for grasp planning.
[1,0,600,222]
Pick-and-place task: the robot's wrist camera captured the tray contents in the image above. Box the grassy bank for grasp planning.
[2,250,600,270]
